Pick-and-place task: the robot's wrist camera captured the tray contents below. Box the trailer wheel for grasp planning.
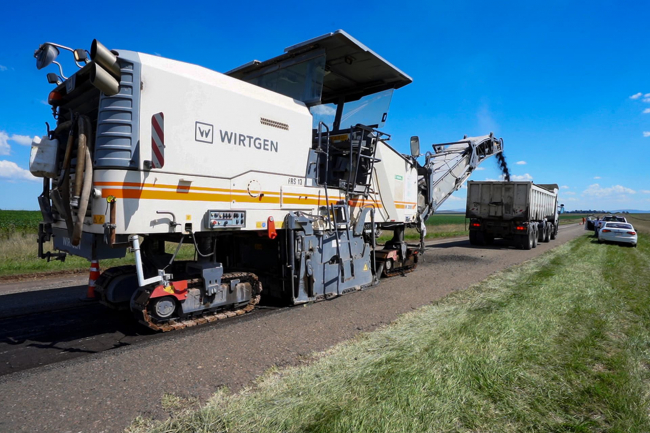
[543,223,551,242]
[475,232,486,246]
[469,231,477,245]
[520,233,533,250]
[532,229,538,248]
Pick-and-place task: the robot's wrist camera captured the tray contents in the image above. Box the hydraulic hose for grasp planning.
[56,118,76,235]
[71,116,93,246]
[72,116,88,207]
[54,120,74,188]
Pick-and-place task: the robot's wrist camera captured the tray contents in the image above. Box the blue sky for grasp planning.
[1,0,649,211]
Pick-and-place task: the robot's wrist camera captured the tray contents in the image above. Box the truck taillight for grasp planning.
[471,223,481,227]
[515,226,526,231]
[627,231,636,235]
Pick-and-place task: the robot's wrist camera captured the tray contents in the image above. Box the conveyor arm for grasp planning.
[419,133,504,222]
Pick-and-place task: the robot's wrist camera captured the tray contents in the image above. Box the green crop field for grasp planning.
[0,210,41,236]
[425,213,466,225]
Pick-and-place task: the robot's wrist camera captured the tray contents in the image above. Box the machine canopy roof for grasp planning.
[226,30,412,105]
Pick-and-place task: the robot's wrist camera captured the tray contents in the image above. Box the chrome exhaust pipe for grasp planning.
[89,63,120,96]
[89,39,121,96]
[90,39,120,79]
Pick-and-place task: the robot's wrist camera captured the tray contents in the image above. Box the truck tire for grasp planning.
[484,233,494,245]
[532,229,538,248]
[475,231,486,246]
[543,223,551,242]
[550,224,557,240]
[538,223,545,243]
[520,232,533,250]
[469,231,477,245]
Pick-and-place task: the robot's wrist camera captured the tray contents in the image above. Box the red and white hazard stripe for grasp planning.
[151,112,165,168]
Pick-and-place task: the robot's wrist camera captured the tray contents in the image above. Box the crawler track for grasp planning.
[132,272,263,332]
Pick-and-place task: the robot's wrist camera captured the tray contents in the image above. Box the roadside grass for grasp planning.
[558,213,590,224]
[627,214,650,234]
[132,232,650,433]
[0,232,195,277]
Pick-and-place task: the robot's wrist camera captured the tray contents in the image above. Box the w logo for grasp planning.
[195,121,213,143]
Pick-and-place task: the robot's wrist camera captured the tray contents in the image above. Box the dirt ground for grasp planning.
[0,224,585,433]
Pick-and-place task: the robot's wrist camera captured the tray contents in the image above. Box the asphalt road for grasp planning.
[0,224,586,433]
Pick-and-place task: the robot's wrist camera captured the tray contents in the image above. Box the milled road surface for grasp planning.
[0,224,586,433]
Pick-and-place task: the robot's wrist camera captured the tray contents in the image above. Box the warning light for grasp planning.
[48,90,63,105]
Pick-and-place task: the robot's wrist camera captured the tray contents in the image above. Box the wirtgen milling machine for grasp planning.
[31,31,504,330]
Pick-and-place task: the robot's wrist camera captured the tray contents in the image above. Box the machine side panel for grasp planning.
[138,54,313,178]
[372,142,418,224]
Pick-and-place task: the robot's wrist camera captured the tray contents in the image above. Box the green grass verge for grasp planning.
[0,232,195,277]
[130,232,650,433]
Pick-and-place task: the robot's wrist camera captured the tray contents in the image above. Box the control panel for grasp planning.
[206,210,246,229]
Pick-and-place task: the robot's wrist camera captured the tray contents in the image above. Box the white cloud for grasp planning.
[0,160,39,182]
[0,65,7,72]
[563,191,576,195]
[447,195,463,201]
[310,105,336,116]
[643,132,650,137]
[583,183,635,198]
[9,134,34,146]
[643,108,650,114]
[474,166,485,171]
[0,132,10,155]
[630,92,643,99]
[640,190,650,194]
[560,185,570,189]
[486,173,533,182]
[646,93,650,97]
[516,161,526,165]
[511,173,533,181]
[644,98,650,103]
[594,176,601,179]
[0,131,36,155]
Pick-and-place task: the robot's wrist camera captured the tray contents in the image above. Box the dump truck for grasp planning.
[466,181,561,249]
[30,30,505,331]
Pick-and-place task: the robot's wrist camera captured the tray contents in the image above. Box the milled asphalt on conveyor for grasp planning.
[0,224,586,433]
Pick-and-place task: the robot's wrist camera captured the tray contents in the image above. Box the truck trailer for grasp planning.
[466,181,561,249]
[30,31,506,331]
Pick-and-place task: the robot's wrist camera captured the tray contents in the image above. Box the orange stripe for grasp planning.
[102,188,230,202]
[99,182,392,208]
[95,181,232,193]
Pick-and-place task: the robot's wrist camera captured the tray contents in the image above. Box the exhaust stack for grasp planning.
[89,40,121,96]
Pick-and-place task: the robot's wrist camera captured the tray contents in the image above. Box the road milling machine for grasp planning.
[30,31,505,331]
